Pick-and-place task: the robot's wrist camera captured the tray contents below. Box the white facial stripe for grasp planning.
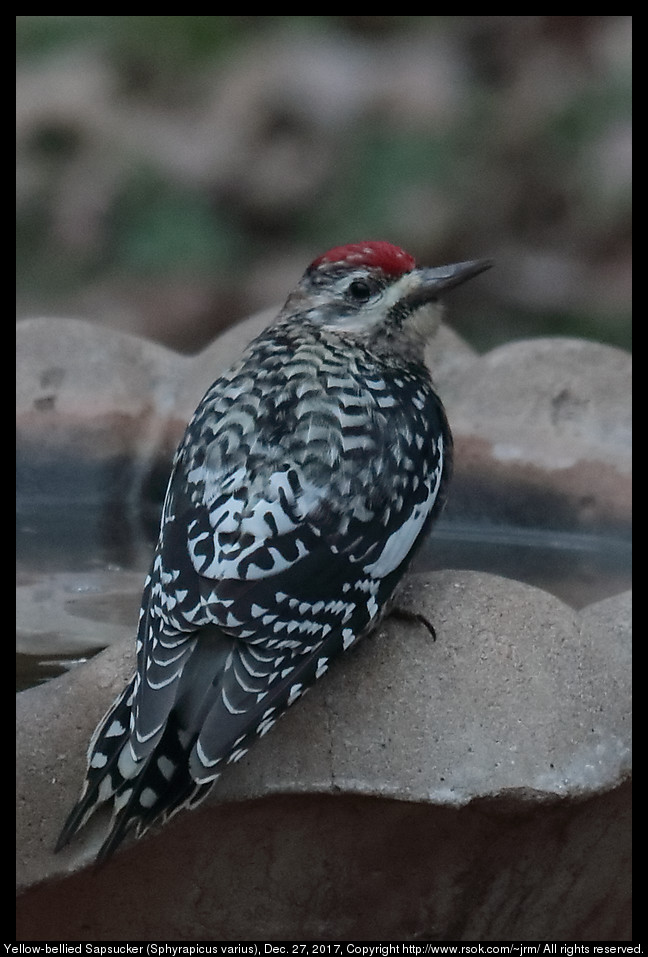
[315,270,438,334]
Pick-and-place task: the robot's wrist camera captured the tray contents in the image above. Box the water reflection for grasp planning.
[16,500,631,691]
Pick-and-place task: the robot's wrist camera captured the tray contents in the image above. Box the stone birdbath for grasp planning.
[16,311,631,941]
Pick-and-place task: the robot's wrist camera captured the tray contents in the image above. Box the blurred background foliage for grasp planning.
[16,16,631,354]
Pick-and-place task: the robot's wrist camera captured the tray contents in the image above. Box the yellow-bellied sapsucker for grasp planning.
[56,241,491,862]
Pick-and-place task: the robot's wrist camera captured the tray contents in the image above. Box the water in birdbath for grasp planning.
[16,485,631,691]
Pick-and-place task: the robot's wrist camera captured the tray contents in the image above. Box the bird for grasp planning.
[55,240,491,863]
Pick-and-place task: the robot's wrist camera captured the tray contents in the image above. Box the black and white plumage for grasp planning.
[56,241,491,862]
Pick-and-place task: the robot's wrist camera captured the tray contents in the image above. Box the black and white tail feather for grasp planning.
[56,241,490,862]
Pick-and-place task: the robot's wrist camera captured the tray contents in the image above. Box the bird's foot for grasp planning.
[388,606,437,642]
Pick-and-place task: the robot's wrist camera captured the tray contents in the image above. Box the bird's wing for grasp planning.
[60,367,448,857]
[131,366,448,759]
[161,408,447,782]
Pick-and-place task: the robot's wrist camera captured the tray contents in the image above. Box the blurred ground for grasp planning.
[16,16,631,355]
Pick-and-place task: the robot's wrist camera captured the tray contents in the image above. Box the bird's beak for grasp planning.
[405,259,493,307]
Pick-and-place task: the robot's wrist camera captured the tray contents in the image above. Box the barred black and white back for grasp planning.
[56,242,490,862]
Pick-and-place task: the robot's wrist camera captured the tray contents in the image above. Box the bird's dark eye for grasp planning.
[346,279,374,303]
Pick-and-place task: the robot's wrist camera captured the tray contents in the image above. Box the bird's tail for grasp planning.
[54,674,138,853]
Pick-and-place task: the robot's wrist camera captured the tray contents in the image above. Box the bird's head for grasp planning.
[282,241,492,360]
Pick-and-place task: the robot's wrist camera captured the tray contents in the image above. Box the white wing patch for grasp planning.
[362,437,444,578]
